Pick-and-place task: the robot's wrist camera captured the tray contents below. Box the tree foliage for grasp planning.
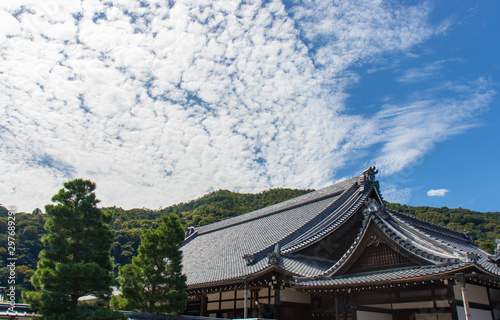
[115,213,187,314]
[23,179,124,320]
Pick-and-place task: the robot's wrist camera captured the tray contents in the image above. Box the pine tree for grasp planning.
[116,213,187,314]
[25,179,124,319]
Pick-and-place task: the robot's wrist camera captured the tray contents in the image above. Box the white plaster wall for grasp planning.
[454,284,490,305]
[456,307,493,320]
[279,287,311,304]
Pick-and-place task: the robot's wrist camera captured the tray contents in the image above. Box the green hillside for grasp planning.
[385,202,500,253]
[1,188,499,299]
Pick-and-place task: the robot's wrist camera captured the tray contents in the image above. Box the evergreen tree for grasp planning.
[116,213,187,314]
[25,179,124,320]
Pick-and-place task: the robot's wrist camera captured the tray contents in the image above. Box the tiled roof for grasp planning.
[293,263,471,288]
[195,175,363,236]
[181,174,368,287]
[180,167,500,289]
[292,203,500,286]
[388,210,500,276]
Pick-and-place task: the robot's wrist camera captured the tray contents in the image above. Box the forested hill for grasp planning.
[385,202,500,252]
[110,188,314,229]
[1,188,499,298]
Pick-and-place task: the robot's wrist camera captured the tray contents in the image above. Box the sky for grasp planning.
[1,0,498,213]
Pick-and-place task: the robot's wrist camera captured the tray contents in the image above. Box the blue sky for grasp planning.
[0,0,498,213]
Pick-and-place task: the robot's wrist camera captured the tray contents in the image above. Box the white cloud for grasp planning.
[0,0,494,212]
[381,184,412,205]
[0,10,21,42]
[427,189,449,197]
[397,58,464,83]
[370,79,494,175]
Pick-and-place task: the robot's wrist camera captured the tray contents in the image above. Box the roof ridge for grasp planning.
[194,175,363,236]
[281,184,370,254]
[376,214,460,263]
[242,182,363,264]
[387,208,473,243]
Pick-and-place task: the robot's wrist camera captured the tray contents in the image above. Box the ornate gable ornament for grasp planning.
[367,235,383,247]
[362,198,387,226]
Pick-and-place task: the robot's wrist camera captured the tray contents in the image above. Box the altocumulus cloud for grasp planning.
[0,0,495,211]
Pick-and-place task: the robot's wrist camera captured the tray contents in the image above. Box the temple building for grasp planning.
[180,167,500,320]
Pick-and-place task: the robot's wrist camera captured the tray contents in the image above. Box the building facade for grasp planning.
[180,167,500,319]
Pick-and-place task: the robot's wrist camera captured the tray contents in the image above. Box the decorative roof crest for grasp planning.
[489,239,500,265]
[268,244,281,266]
[185,226,196,237]
[243,254,255,266]
[363,166,378,182]
[466,252,480,263]
[462,231,475,244]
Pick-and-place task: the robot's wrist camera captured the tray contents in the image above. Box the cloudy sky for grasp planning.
[1,0,498,213]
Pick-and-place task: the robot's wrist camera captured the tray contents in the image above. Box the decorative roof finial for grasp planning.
[243,254,255,265]
[185,226,197,238]
[268,244,281,265]
[462,231,475,244]
[363,166,378,182]
[466,252,479,263]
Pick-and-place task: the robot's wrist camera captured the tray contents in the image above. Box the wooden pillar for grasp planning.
[199,294,208,317]
[350,290,357,320]
[446,279,459,320]
[251,289,260,318]
[335,297,339,320]
[273,275,281,319]
[343,296,348,320]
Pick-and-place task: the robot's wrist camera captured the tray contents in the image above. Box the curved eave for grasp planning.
[186,264,291,292]
[280,182,370,255]
[386,208,474,244]
[376,211,462,264]
[293,262,499,289]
